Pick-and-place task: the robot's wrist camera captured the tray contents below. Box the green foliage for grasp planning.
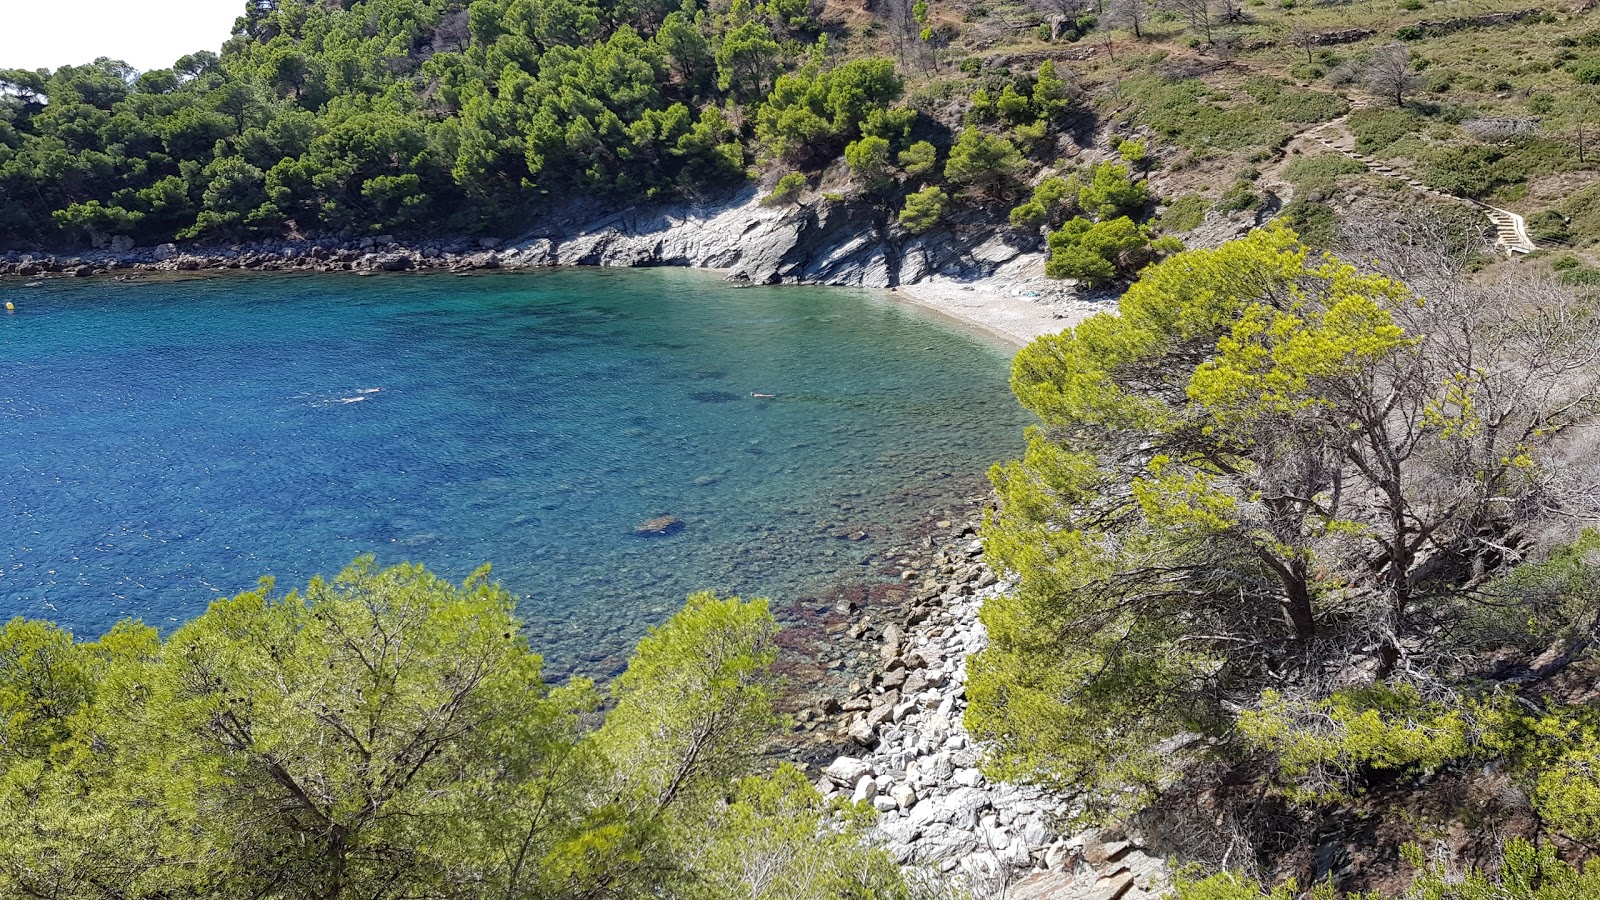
[971,226,1450,815]
[681,765,911,900]
[1010,174,1080,230]
[754,58,905,168]
[1076,161,1149,219]
[764,171,809,205]
[1279,199,1339,248]
[1010,200,1048,230]
[1044,215,1153,284]
[1421,144,1524,199]
[1571,56,1600,86]
[1239,685,1479,801]
[0,559,905,899]
[1158,193,1206,232]
[944,127,1028,198]
[597,590,780,810]
[845,135,895,189]
[1214,179,1262,213]
[1403,838,1600,900]
[898,140,939,180]
[1117,75,1344,153]
[898,185,948,234]
[1176,840,1600,899]
[1285,153,1367,187]
[0,1,898,245]
[1350,107,1425,154]
[1170,870,1312,900]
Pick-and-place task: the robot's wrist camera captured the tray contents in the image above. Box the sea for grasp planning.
[0,268,1030,673]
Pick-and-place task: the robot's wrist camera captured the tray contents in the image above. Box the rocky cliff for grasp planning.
[0,187,1046,289]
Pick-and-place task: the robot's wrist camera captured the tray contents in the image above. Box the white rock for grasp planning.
[852,776,879,804]
[892,783,918,810]
[932,786,991,830]
[1021,815,1052,849]
[954,767,985,788]
[1045,840,1075,870]
[824,756,873,786]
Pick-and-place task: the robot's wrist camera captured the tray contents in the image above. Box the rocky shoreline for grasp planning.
[0,187,1102,347]
[787,509,1171,899]
[0,187,1043,286]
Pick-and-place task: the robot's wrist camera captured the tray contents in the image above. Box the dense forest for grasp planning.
[0,0,974,247]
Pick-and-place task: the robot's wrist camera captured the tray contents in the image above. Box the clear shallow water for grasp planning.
[0,269,1026,672]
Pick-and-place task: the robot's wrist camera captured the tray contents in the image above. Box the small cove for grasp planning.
[0,268,1028,673]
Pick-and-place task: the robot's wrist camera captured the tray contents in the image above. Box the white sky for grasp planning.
[0,0,242,72]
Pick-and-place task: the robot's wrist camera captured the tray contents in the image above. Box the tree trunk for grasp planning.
[1283,560,1317,642]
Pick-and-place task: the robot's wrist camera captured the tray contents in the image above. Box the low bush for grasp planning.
[763,172,808,205]
[1350,108,1425,154]
[1278,199,1338,247]
[1116,75,1289,151]
[1421,144,1524,198]
[1214,180,1262,212]
[1159,193,1207,232]
[1240,684,1480,802]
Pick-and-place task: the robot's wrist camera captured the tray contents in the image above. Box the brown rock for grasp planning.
[633,515,684,536]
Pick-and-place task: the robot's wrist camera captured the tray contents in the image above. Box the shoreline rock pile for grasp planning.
[808,524,1171,898]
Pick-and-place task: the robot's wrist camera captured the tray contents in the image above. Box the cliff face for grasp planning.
[510,187,1044,288]
[0,188,1046,287]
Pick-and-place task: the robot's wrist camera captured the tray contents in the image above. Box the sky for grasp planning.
[0,0,241,72]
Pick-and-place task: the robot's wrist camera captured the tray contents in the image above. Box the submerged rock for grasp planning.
[632,515,684,537]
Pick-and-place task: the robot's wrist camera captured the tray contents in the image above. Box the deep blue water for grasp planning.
[0,269,1026,670]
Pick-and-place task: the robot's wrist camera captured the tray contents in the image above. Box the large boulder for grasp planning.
[823,756,873,786]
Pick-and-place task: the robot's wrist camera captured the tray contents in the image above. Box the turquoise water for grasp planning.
[1,269,1026,672]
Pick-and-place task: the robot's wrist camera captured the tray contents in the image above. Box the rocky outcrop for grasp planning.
[807,525,1171,897]
[1410,7,1543,36]
[0,188,1044,290]
[509,187,1039,288]
[1306,28,1376,45]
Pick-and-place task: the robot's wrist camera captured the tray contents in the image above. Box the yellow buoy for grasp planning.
[4,302,13,311]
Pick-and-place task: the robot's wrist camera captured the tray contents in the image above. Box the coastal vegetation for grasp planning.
[973,220,1600,888]
[0,558,912,899]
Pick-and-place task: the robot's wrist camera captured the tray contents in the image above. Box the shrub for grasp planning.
[1045,215,1153,284]
[1077,162,1149,219]
[1239,685,1478,801]
[754,58,905,167]
[1527,209,1571,243]
[1010,200,1047,230]
[1284,154,1366,184]
[898,140,939,179]
[1116,74,1290,151]
[898,185,948,234]
[1349,107,1424,154]
[1013,119,1049,152]
[1422,145,1523,198]
[1573,56,1600,85]
[1278,200,1338,248]
[944,127,1027,198]
[844,136,893,189]
[1214,180,1262,212]
[1158,193,1206,232]
[763,172,808,205]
